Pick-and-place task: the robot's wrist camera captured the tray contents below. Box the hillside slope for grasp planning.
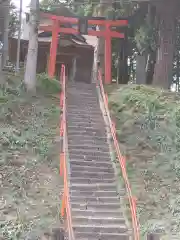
[108,85,179,239]
[0,73,62,239]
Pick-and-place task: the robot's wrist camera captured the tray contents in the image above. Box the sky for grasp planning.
[12,0,31,11]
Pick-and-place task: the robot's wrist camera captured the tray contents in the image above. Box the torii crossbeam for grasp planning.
[39,13,128,84]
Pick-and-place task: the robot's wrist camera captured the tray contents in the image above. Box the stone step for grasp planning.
[67,121,105,127]
[67,90,97,94]
[67,83,96,87]
[67,89,97,93]
[67,105,100,110]
[67,101,99,106]
[73,225,128,234]
[70,196,120,204]
[72,215,126,226]
[68,144,109,152]
[74,232,130,240]
[68,108,100,113]
[68,150,110,158]
[67,118,103,123]
[67,114,103,121]
[67,110,100,114]
[70,183,117,192]
[69,160,112,168]
[67,96,97,100]
[67,122,104,128]
[67,92,97,96]
[68,130,106,136]
[68,131,107,137]
[71,209,124,218]
[67,101,98,106]
[68,140,108,146]
[70,177,115,184]
[68,113,102,119]
[67,86,96,91]
[67,119,105,124]
[70,171,114,179]
[67,125,106,132]
[70,165,114,173]
[67,82,96,86]
[69,154,111,162]
[68,151,110,158]
[68,138,108,145]
[67,126,106,132]
[67,119,103,125]
[71,202,121,211]
[67,108,101,113]
[70,190,122,198]
[68,136,108,143]
[71,197,120,206]
[66,82,130,239]
[67,91,97,94]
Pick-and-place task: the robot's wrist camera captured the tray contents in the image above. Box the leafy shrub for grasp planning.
[37,73,61,94]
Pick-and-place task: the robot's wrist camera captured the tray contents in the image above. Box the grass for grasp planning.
[0,72,62,239]
[108,84,180,239]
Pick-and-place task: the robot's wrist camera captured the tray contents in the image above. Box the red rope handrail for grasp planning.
[60,65,75,240]
[98,69,140,240]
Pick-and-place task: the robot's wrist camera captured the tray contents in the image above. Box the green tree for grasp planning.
[40,0,67,11]
[40,0,76,16]
[124,0,180,89]
[9,1,19,37]
[152,0,179,89]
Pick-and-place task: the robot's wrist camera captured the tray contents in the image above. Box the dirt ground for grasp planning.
[0,75,63,239]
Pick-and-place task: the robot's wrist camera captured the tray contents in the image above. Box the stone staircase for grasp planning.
[66,82,131,240]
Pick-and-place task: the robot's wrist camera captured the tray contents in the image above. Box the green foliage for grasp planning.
[109,85,180,238]
[135,23,157,54]
[9,1,20,37]
[40,0,76,16]
[37,73,61,94]
[83,2,93,16]
[40,0,67,11]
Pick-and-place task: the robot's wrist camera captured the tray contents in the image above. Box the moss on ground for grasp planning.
[0,73,62,239]
[108,84,179,239]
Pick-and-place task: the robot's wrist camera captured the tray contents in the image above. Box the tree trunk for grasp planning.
[152,0,178,89]
[0,54,5,86]
[16,0,23,73]
[136,54,147,84]
[2,0,10,68]
[118,33,129,84]
[145,3,157,85]
[24,0,39,92]
[146,49,156,85]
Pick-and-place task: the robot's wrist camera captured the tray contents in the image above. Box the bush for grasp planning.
[37,73,61,94]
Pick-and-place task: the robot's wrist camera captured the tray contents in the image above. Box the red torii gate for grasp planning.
[39,13,128,84]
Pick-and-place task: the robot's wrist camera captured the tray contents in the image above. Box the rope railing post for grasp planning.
[59,64,75,240]
[97,68,140,240]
